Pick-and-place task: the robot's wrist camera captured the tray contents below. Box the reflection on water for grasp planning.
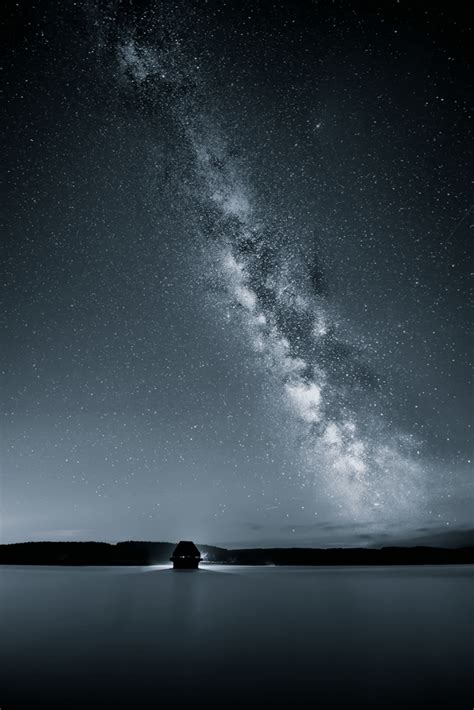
[0,565,473,708]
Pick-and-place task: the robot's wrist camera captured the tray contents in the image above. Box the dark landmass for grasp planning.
[0,541,473,566]
[387,527,474,549]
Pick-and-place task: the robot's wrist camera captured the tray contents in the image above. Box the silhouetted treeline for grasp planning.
[225,546,474,566]
[0,541,473,565]
[0,541,173,565]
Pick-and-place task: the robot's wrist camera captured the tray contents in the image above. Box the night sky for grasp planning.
[2,1,472,547]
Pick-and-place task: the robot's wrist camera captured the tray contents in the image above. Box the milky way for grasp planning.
[117,28,426,526]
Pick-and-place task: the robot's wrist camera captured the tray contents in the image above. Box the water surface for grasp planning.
[1,565,473,708]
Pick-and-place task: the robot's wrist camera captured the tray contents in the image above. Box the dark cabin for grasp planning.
[170,540,202,569]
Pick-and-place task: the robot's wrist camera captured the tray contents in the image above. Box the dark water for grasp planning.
[1,565,473,709]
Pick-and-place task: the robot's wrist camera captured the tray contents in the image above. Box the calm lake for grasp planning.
[1,565,473,708]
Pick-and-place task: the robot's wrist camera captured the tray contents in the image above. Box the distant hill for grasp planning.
[392,528,474,549]
[0,541,473,566]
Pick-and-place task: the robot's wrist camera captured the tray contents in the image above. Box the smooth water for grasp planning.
[1,565,473,709]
